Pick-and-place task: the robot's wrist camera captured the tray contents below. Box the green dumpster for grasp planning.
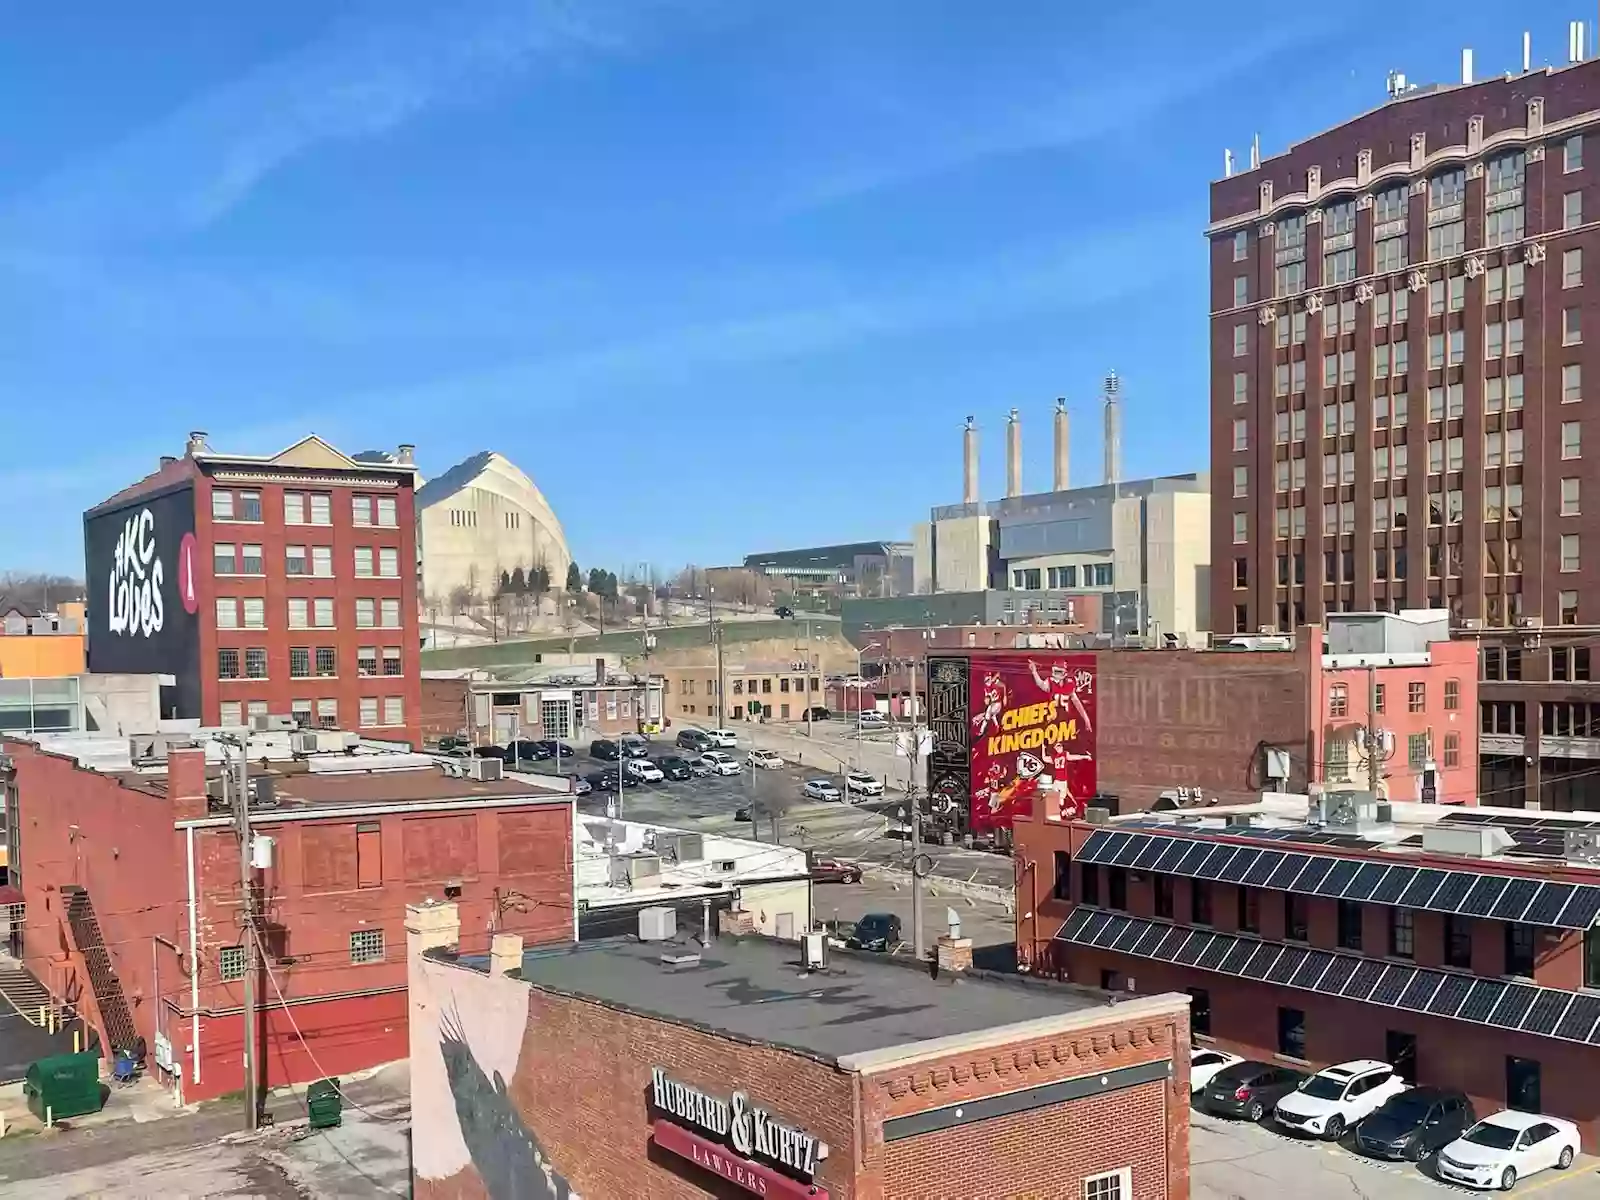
[306,1077,342,1129]
[24,1051,104,1121]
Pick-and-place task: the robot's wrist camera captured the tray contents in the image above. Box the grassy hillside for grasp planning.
[420,615,840,670]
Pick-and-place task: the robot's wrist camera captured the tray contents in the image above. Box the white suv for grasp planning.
[1273,1060,1409,1141]
[845,770,884,797]
[708,729,738,748]
[699,751,741,776]
[747,749,784,769]
[624,758,663,782]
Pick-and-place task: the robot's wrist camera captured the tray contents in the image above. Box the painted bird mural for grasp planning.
[438,1002,581,1200]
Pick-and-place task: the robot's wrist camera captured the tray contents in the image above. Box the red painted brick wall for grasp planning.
[421,678,469,745]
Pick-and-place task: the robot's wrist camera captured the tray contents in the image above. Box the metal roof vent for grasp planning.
[638,906,676,942]
[1421,825,1517,859]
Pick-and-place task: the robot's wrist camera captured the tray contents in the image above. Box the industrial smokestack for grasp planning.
[1006,408,1022,498]
[962,416,979,504]
[1053,398,1070,491]
[1103,372,1122,487]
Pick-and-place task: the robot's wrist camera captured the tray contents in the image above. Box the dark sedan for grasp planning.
[504,739,551,764]
[1355,1087,1474,1162]
[1199,1062,1306,1122]
[655,756,694,781]
[847,912,902,951]
[537,739,575,759]
[584,769,640,791]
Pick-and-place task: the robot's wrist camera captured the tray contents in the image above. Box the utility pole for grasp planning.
[1367,664,1381,797]
[714,616,726,729]
[805,618,814,739]
[228,738,260,1132]
[909,654,924,961]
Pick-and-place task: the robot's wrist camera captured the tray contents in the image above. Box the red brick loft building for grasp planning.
[1015,793,1600,1147]
[0,731,572,1104]
[84,431,423,745]
[406,902,1193,1200]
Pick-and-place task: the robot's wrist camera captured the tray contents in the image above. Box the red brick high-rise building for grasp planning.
[1210,58,1600,638]
[85,432,423,745]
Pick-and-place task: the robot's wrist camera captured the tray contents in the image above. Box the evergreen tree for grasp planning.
[566,561,582,592]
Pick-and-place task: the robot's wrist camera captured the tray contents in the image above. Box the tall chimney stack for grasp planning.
[1053,397,1070,491]
[1102,372,1122,487]
[962,416,979,504]
[1006,408,1022,498]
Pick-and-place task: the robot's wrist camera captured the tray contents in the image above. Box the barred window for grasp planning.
[351,929,384,964]
[219,946,246,982]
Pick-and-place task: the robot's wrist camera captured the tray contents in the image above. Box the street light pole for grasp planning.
[854,641,881,770]
[909,653,924,961]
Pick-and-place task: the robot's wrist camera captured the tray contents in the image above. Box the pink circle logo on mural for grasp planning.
[178,533,199,614]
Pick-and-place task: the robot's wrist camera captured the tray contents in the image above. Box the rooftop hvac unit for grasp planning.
[1226,814,1257,829]
[1421,824,1516,859]
[290,732,320,755]
[656,832,704,863]
[250,713,296,733]
[638,906,676,941]
[1565,828,1600,863]
[610,853,662,887]
[249,777,278,809]
[468,756,503,782]
[129,736,160,763]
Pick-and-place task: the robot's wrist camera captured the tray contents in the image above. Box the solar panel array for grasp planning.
[1075,829,1600,930]
[1057,908,1600,1047]
[1430,811,1600,861]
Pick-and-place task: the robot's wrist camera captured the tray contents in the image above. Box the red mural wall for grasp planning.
[967,653,1097,833]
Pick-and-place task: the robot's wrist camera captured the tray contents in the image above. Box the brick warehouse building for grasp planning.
[1,733,572,1103]
[406,900,1192,1199]
[1210,53,1600,638]
[85,431,423,745]
[1016,794,1600,1148]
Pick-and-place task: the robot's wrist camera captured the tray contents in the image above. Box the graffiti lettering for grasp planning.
[985,719,1079,756]
[107,508,165,638]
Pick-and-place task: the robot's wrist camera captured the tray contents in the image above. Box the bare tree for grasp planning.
[448,583,475,614]
[0,572,85,613]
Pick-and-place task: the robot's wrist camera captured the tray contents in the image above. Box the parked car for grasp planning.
[734,806,753,822]
[748,749,784,769]
[568,774,592,797]
[1273,1059,1409,1141]
[686,757,714,777]
[804,707,830,721]
[847,912,902,951]
[620,735,651,758]
[624,758,664,782]
[775,605,794,619]
[1189,1047,1245,1095]
[1355,1087,1475,1163]
[845,770,884,797]
[808,854,861,884]
[585,768,639,790]
[699,751,742,776]
[537,739,575,759]
[676,729,714,753]
[858,711,888,727]
[803,778,843,802]
[656,756,694,781]
[1436,1111,1580,1192]
[590,739,620,761]
[503,739,550,764]
[1199,1061,1307,1123]
[708,729,738,748]
[474,744,508,760]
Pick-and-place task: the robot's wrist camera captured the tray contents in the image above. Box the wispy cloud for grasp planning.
[0,0,699,248]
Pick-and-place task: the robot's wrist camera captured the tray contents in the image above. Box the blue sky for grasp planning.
[0,1,1575,576]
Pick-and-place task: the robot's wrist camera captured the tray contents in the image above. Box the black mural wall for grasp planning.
[83,484,202,719]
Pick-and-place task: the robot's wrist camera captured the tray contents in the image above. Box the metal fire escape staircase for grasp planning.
[61,885,135,1054]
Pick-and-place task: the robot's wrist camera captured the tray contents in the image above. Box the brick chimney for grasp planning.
[167,746,209,822]
[405,899,460,955]
[935,934,973,974]
[489,932,523,977]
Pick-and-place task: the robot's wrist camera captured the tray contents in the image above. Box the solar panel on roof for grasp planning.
[1091,914,1129,947]
[1342,958,1387,1000]
[1520,882,1577,926]
[1198,935,1235,971]
[1397,970,1444,1011]
[1153,927,1192,959]
[1111,834,1147,866]
[1295,858,1336,893]
[1082,830,1122,863]
[1458,875,1509,917]
[1313,858,1362,897]
[1174,841,1214,875]
[1317,955,1359,994]
[1112,919,1146,952]
[1079,911,1113,944]
[1267,946,1307,984]
[1289,950,1334,990]
[1133,923,1168,957]
[1220,939,1258,975]
[1243,850,1285,886]
[1489,877,1542,923]
[1222,847,1263,882]
[1239,943,1282,980]
[1427,973,1474,1018]
[1131,837,1168,870]
[1427,872,1476,914]
[1267,853,1312,890]
[1344,861,1391,901]
[1196,845,1240,880]
[1371,865,1416,905]
[1441,812,1496,824]
[1487,984,1540,1030]
[1151,838,1190,873]
[1458,979,1508,1023]
[1520,990,1574,1038]
[1555,887,1600,930]
[1398,868,1449,910]
[1369,965,1415,1006]
[1175,932,1215,965]
[1555,993,1600,1042]
[1059,908,1094,940]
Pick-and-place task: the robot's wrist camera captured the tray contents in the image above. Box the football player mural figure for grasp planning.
[972,671,1008,736]
[1043,737,1095,822]
[1029,658,1094,734]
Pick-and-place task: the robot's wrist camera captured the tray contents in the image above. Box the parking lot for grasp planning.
[1193,1104,1600,1199]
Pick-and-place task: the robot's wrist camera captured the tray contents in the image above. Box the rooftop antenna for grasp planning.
[1102,371,1122,488]
[1224,148,1234,178]
[1462,47,1473,85]
[1249,134,1260,170]
[1523,30,1531,73]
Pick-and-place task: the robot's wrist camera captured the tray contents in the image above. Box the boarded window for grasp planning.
[300,824,357,893]
[497,811,569,878]
[356,822,382,889]
[402,814,478,882]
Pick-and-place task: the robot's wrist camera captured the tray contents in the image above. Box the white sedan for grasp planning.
[1437,1111,1580,1192]
[1189,1047,1244,1095]
[802,778,843,802]
[1272,1059,1409,1140]
[748,749,784,769]
[845,770,884,796]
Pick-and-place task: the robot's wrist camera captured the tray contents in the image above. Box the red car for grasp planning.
[808,854,862,884]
